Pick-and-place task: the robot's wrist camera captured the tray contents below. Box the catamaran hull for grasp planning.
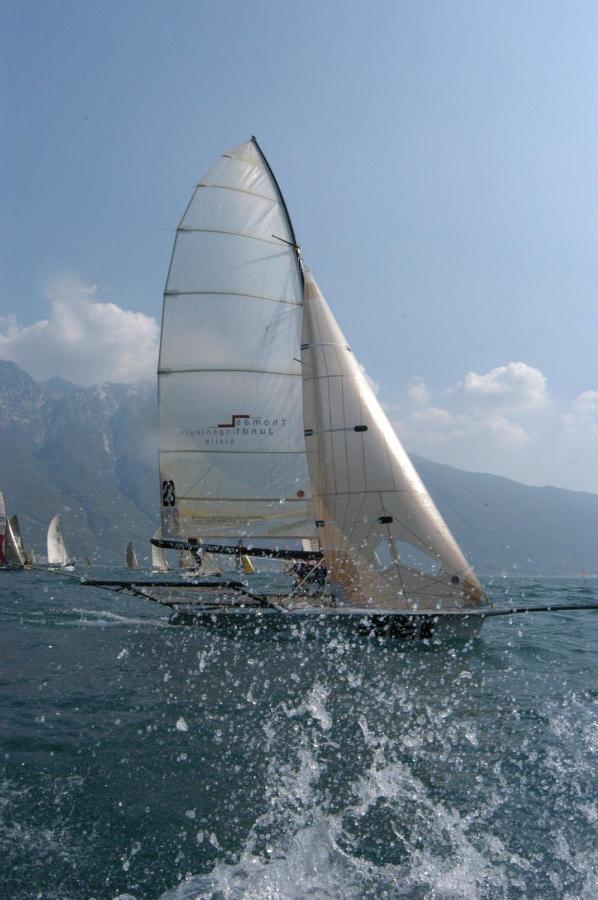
[167,606,484,641]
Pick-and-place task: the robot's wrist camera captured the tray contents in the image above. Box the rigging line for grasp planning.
[481,603,598,617]
[284,557,327,605]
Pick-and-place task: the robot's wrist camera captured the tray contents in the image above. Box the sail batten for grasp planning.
[159,139,314,542]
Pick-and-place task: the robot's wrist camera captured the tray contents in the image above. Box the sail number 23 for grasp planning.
[162,480,176,507]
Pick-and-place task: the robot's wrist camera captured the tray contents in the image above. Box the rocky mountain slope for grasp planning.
[1,359,596,574]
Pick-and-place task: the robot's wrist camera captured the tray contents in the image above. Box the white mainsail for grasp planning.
[47,515,71,567]
[126,542,140,570]
[158,138,314,543]
[301,271,486,611]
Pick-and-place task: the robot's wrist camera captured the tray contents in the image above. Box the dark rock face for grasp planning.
[0,360,158,564]
[1,359,596,573]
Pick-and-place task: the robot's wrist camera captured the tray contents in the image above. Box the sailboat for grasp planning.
[0,494,27,570]
[151,530,169,573]
[47,514,74,570]
[141,137,486,638]
[82,139,598,633]
[126,542,141,570]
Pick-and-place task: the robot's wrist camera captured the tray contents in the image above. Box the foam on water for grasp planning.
[0,572,596,898]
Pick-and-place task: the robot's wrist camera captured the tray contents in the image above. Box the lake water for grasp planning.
[1,571,596,899]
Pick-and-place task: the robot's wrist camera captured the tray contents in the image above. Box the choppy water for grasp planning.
[0,570,596,899]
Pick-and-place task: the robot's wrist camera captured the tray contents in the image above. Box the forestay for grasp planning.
[159,139,314,541]
[301,271,487,611]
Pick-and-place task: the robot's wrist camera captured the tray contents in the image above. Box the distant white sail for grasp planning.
[126,542,140,570]
[158,138,314,543]
[0,492,6,566]
[301,271,486,611]
[6,515,26,567]
[47,515,72,567]
[151,530,168,572]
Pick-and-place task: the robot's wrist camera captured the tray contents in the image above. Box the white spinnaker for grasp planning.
[47,514,70,567]
[301,272,486,611]
[159,138,314,541]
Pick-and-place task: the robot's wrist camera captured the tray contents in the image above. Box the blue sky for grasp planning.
[1,1,597,491]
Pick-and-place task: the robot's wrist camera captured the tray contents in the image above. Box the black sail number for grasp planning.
[162,480,176,507]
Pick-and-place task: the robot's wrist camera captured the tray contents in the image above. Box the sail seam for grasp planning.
[176,496,310,502]
[176,226,295,248]
[164,290,298,306]
[197,182,276,203]
[161,449,307,455]
[158,368,301,376]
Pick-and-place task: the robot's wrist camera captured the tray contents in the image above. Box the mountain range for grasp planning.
[0,359,596,575]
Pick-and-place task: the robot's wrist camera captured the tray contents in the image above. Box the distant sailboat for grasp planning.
[47,514,74,570]
[0,492,6,567]
[25,547,37,565]
[0,494,26,569]
[126,542,140,570]
[151,530,169,573]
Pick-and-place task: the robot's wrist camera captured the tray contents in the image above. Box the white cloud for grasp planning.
[407,376,430,406]
[411,406,453,427]
[484,414,530,445]
[388,361,598,492]
[0,277,159,384]
[460,362,548,410]
[562,390,598,440]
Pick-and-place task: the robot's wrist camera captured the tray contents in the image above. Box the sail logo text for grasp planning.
[180,416,288,447]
